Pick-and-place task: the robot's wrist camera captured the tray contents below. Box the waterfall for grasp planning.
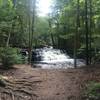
[32,47,85,69]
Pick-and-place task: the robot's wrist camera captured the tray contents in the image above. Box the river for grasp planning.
[31,47,85,69]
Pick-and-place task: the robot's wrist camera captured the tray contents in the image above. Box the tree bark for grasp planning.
[6,21,14,47]
[89,0,93,64]
[85,0,89,65]
[74,0,80,68]
[28,0,36,64]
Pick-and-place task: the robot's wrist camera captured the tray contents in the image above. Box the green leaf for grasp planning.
[0,0,3,6]
[8,0,13,8]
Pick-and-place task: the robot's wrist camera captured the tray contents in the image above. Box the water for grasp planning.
[32,47,85,69]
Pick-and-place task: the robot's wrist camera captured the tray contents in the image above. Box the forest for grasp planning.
[0,0,100,100]
[0,0,100,64]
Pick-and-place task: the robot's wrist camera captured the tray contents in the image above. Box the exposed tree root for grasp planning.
[0,75,39,100]
[2,91,26,99]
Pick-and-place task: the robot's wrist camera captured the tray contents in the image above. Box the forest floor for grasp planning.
[0,64,100,100]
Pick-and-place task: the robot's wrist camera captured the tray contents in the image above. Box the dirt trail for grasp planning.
[0,65,100,100]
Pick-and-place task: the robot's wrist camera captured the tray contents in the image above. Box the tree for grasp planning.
[0,0,100,64]
[50,0,100,64]
[28,0,36,64]
[74,0,80,68]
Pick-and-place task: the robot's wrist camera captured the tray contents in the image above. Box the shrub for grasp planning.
[85,82,100,100]
[0,47,22,68]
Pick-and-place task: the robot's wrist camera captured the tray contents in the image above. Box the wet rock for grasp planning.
[0,76,6,87]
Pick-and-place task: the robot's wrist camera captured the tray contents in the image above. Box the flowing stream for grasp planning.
[32,47,85,69]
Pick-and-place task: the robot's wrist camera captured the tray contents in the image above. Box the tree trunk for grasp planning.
[89,0,93,64]
[28,15,32,64]
[6,21,14,47]
[85,0,89,65]
[74,0,80,68]
[51,33,55,47]
[6,31,11,47]
[48,18,55,47]
[28,0,36,65]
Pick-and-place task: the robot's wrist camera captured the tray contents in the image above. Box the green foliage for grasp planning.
[21,56,28,64]
[0,47,22,68]
[85,82,100,100]
[8,0,13,8]
[92,51,100,64]
[49,0,100,60]
[0,0,3,6]
[34,16,50,46]
[0,0,100,62]
[0,0,29,47]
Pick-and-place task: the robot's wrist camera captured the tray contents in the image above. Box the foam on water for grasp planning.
[32,47,85,69]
